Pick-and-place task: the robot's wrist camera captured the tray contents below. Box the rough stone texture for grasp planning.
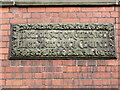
[9,23,115,59]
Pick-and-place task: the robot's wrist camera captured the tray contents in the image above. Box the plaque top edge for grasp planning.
[11,23,114,31]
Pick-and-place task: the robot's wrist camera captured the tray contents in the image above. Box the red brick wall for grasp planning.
[0,6,120,88]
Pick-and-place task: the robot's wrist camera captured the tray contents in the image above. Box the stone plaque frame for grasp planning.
[9,23,116,60]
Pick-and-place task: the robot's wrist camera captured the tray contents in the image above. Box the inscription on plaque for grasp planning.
[9,23,116,59]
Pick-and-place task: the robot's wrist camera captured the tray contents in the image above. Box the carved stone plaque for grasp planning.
[9,23,116,60]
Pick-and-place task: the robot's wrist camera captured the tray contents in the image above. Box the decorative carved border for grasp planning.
[11,23,114,30]
[9,23,116,60]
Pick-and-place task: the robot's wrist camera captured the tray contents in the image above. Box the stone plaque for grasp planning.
[9,23,116,60]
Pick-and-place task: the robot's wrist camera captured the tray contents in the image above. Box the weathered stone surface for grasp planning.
[1,0,120,6]
[9,23,116,60]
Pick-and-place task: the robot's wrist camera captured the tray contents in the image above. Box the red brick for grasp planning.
[14,73,23,79]
[82,73,93,79]
[105,66,111,72]
[5,67,21,72]
[22,73,33,79]
[21,60,41,66]
[43,67,62,72]
[82,7,99,11]
[86,13,93,17]
[4,54,9,60]
[49,13,59,18]
[46,7,63,12]
[61,19,79,23]
[28,19,50,23]
[6,80,22,85]
[93,73,101,78]
[0,67,6,73]
[1,19,9,24]
[0,55,5,60]
[22,79,35,86]
[1,8,9,12]
[0,80,5,85]
[100,73,111,78]
[52,60,63,66]
[111,12,119,17]
[116,18,120,23]
[40,13,50,18]
[62,60,76,66]
[80,18,97,23]
[42,73,52,79]
[50,19,61,23]
[13,13,23,18]
[19,86,29,88]
[83,79,93,85]
[77,13,86,17]
[10,7,27,12]
[28,7,45,12]
[63,73,78,79]
[10,19,27,23]
[21,61,31,66]
[111,66,118,72]
[59,13,68,18]
[50,73,63,79]
[52,79,63,85]
[23,13,31,18]
[108,60,118,65]
[102,79,111,85]
[87,60,96,66]
[111,72,118,78]
[111,79,118,85]
[73,80,83,85]
[1,13,13,18]
[67,13,77,18]
[93,12,101,17]
[98,18,115,23]
[35,79,43,85]
[87,66,98,72]
[1,73,5,79]
[63,7,81,12]
[1,61,10,67]
[77,60,86,66]
[0,31,9,35]
[43,80,52,85]
[0,42,7,47]
[115,7,120,11]
[1,36,9,42]
[32,13,42,18]
[116,24,120,30]
[23,67,42,73]
[0,48,8,54]
[1,25,10,30]
[81,67,87,72]
[63,66,80,72]
[99,7,114,11]
[10,60,21,66]
[34,73,42,78]
[63,79,73,85]
[97,66,105,72]
[101,12,111,17]
[5,73,14,79]
[6,42,9,47]
[93,80,102,85]
[97,60,107,66]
